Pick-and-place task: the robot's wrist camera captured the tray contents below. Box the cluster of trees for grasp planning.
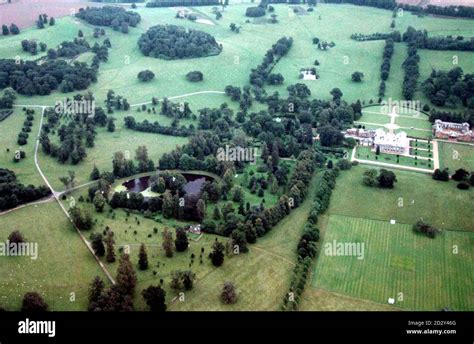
[54,39,90,58]
[124,116,194,137]
[429,109,474,127]
[0,169,51,211]
[112,147,155,178]
[403,27,474,52]
[421,67,474,108]
[20,40,47,56]
[0,59,97,96]
[75,6,141,28]
[104,90,130,113]
[40,105,98,165]
[161,98,192,120]
[245,6,266,17]
[138,25,222,60]
[88,254,137,311]
[197,105,234,139]
[0,88,16,109]
[401,39,419,100]
[17,109,35,146]
[249,36,293,87]
[146,0,219,7]
[379,38,394,97]
[350,31,401,42]
[363,168,397,188]
[1,24,20,36]
[413,220,440,239]
[186,70,203,82]
[137,70,155,82]
[36,14,54,28]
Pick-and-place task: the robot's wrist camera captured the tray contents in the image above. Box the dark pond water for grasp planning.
[121,173,212,196]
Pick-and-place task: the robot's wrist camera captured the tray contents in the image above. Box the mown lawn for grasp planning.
[312,214,474,311]
[326,165,474,232]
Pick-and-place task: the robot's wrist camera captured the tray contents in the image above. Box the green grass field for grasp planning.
[0,202,105,311]
[0,108,44,186]
[438,141,474,172]
[312,214,474,311]
[326,165,474,232]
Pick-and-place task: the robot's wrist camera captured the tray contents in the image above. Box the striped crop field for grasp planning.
[312,215,474,311]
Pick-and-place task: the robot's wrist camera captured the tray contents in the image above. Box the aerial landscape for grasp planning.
[0,0,473,318]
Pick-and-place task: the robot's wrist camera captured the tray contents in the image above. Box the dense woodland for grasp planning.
[138,25,222,60]
[75,6,141,28]
[0,59,97,96]
[422,67,474,109]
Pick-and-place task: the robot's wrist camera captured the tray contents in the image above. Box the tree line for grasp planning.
[0,169,51,211]
[379,38,394,97]
[403,26,474,52]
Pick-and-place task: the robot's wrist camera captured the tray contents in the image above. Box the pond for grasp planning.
[121,173,212,197]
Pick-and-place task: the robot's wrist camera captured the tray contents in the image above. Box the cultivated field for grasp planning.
[312,214,474,311]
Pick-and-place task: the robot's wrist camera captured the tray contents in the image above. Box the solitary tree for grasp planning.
[91,233,105,257]
[116,254,137,296]
[138,243,149,270]
[221,281,238,304]
[105,231,116,263]
[142,285,167,312]
[175,228,189,252]
[21,292,48,312]
[162,228,174,257]
[351,71,364,82]
[210,241,225,267]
